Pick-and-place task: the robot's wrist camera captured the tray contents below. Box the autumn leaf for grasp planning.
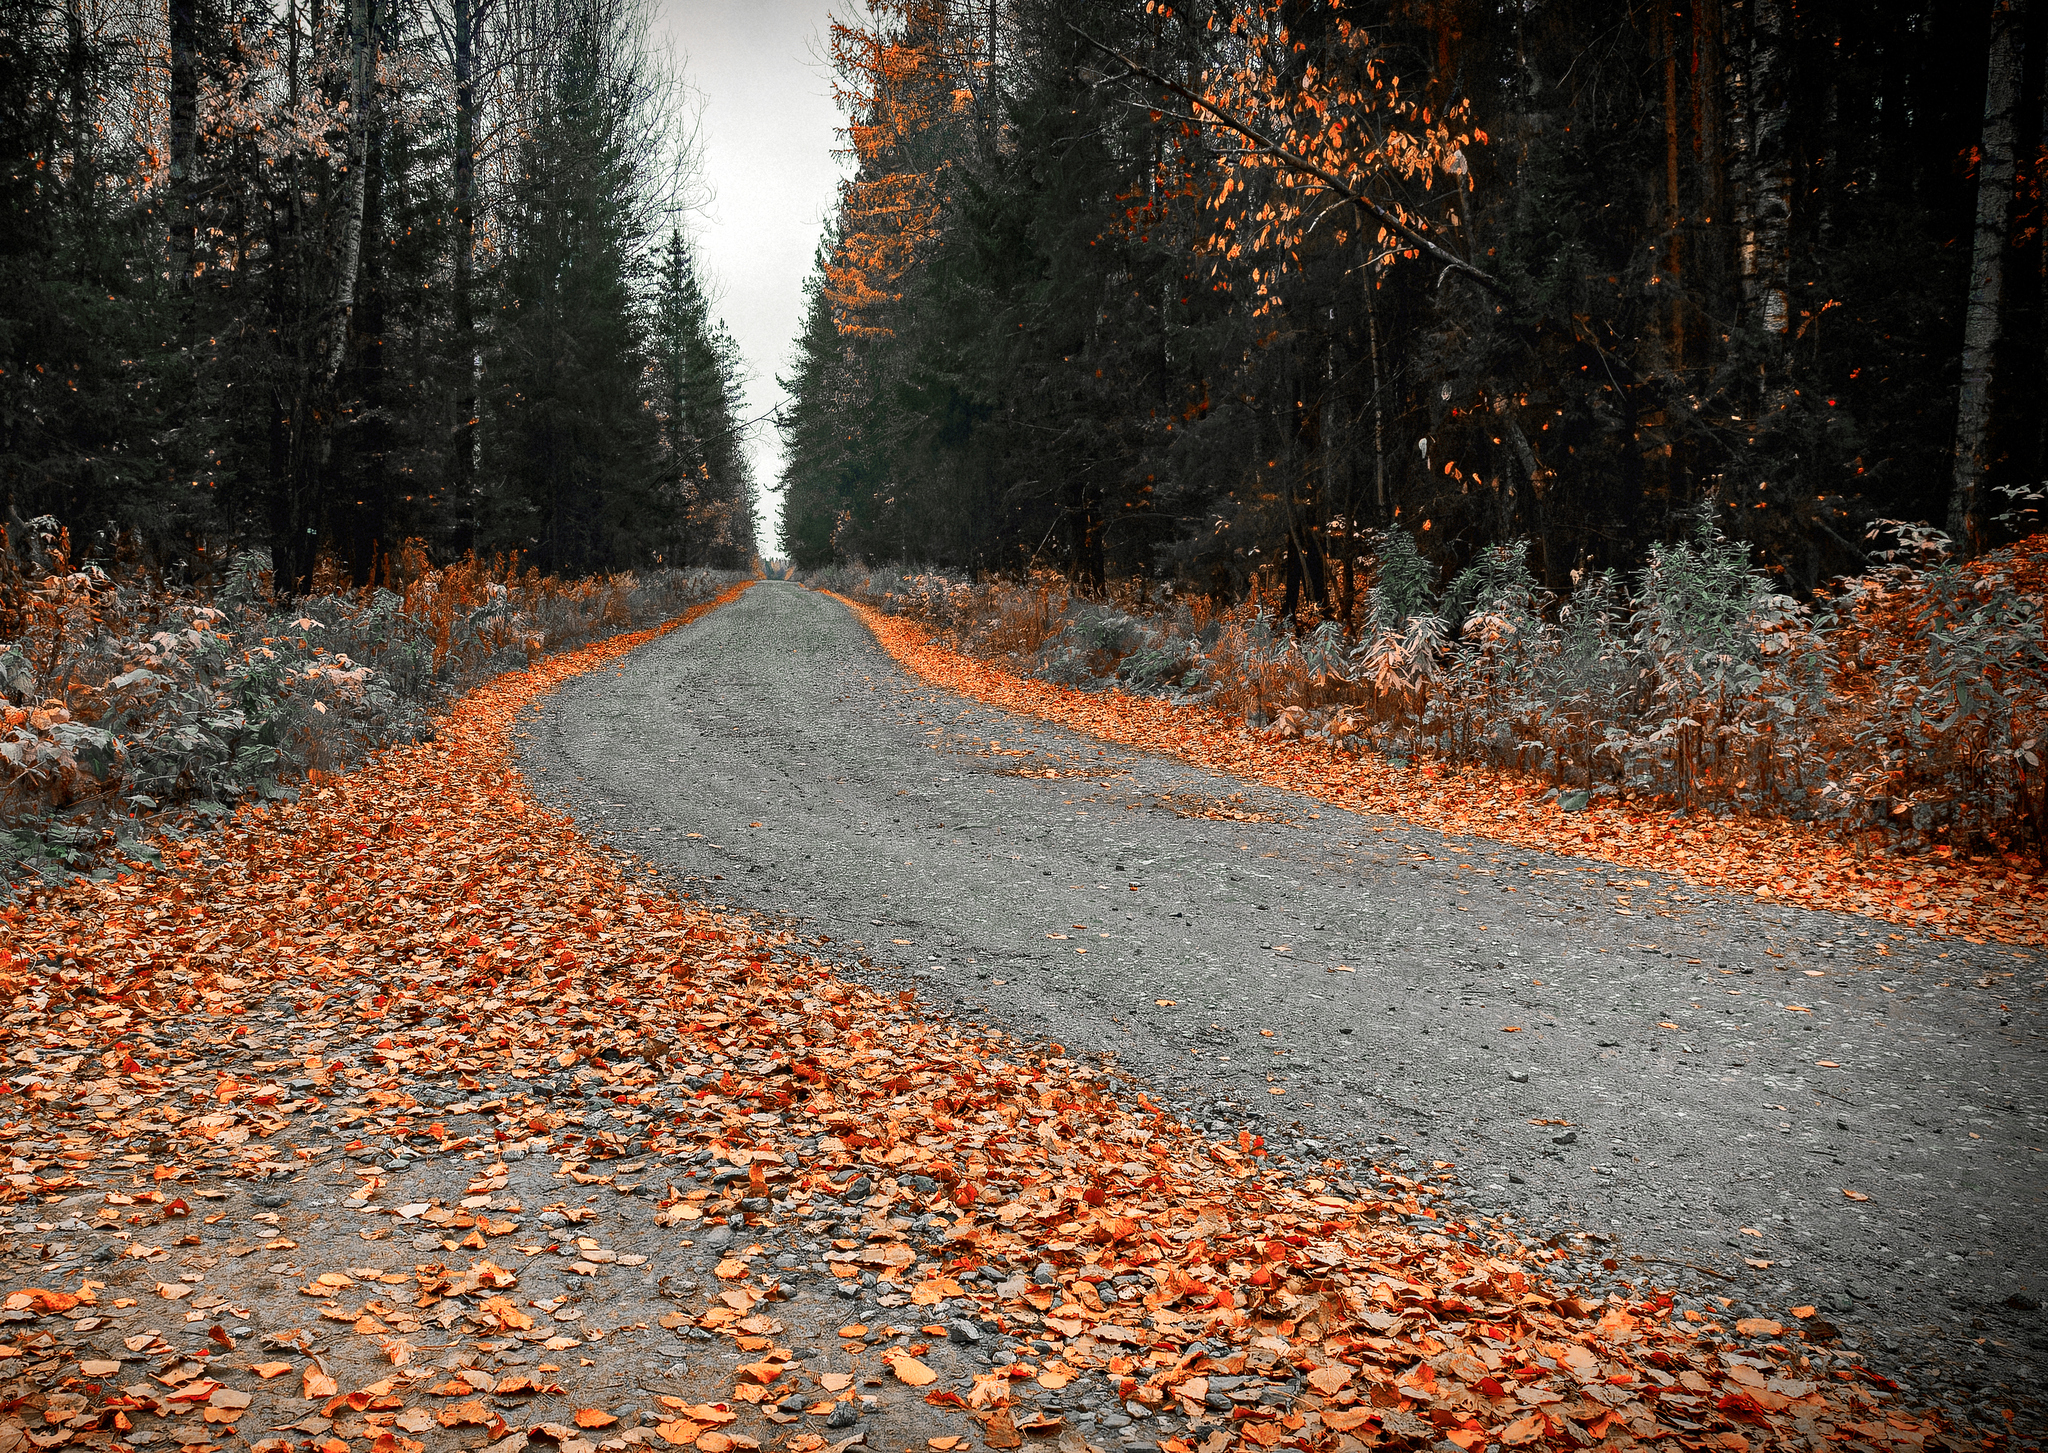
[573,1409,618,1429]
[1304,1366,1351,1396]
[982,1408,1022,1449]
[886,1354,938,1387]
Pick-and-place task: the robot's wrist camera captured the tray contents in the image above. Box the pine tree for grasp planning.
[650,229,758,569]
[482,0,665,574]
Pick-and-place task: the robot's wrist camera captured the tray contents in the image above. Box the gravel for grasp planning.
[519,580,2048,1430]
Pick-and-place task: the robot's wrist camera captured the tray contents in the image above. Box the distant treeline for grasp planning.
[2,0,757,590]
[779,0,2042,608]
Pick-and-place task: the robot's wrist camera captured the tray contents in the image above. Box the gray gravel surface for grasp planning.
[519,580,2048,1431]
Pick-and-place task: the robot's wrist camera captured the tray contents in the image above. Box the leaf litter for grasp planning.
[0,581,1994,1453]
[836,599,2043,951]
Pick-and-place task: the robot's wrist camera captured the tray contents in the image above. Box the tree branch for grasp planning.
[1069,25,1512,302]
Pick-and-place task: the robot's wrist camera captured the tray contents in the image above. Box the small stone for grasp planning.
[1507,1070,1529,1084]
[947,1321,981,1345]
[826,1403,858,1429]
[704,1226,734,1249]
[1552,1131,1577,1146]
[1034,1262,1058,1284]
[1559,789,1591,812]
[1507,1172,1525,1185]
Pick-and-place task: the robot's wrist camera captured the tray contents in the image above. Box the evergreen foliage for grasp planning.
[779,0,2044,601]
[0,0,756,584]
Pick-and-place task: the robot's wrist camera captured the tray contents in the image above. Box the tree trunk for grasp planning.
[449,0,480,544]
[1363,263,1387,522]
[1743,0,1792,339]
[168,0,199,289]
[1695,0,1730,316]
[1659,0,1686,367]
[1949,0,2030,555]
[325,0,377,380]
[64,0,96,274]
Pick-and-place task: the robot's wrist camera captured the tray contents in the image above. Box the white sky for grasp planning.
[654,0,848,560]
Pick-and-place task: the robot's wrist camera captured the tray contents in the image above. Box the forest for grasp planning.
[1,0,759,588]
[779,0,2045,609]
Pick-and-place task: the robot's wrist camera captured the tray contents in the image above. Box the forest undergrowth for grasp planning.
[810,528,2048,947]
[0,518,748,884]
[0,581,1993,1453]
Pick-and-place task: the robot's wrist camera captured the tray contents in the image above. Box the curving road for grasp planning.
[517,580,2046,1428]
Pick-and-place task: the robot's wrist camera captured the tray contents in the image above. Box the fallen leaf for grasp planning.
[983,1408,1022,1449]
[887,1354,938,1387]
[1304,1366,1351,1396]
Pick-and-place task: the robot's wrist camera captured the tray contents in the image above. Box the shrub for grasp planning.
[813,529,2048,860]
[1,519,744,882]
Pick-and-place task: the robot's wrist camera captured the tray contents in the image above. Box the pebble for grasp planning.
[704,1226,734,1249]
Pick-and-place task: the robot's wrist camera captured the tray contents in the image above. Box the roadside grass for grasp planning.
[1,518,746,884]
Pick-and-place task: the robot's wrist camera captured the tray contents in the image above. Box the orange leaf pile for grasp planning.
[0,578,1988,1453]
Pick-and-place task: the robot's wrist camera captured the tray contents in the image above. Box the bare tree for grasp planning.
[1949,0,2031,556]
[325,0,378,378]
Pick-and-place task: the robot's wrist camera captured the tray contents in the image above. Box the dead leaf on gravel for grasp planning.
[983,1409,1022,1449]
[437,1399,491,1427]
[886,1354,937,1387]
[574,1409,618,1429]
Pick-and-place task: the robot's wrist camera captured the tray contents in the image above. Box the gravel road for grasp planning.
[518,580,2048,1431]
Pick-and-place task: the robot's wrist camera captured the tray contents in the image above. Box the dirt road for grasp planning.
[520,581,2046,1429]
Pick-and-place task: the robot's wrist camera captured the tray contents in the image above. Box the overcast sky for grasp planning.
[654,0,847,559]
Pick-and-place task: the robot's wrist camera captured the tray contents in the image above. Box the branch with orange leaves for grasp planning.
[1068,24,1512,303]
